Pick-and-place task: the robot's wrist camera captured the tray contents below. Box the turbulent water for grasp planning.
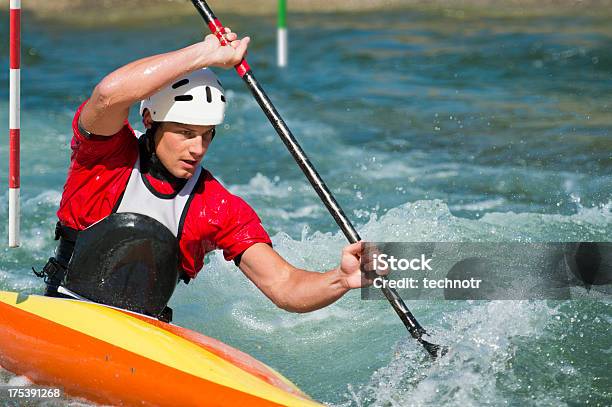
[0,8,611,407]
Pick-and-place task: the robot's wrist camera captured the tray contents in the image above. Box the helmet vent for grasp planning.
[172,79,189,89]
[220,95,226,102]
[205,86,212,103]
[174,95,193,101]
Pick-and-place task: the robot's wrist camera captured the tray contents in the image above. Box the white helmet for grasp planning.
[139,68,226,126]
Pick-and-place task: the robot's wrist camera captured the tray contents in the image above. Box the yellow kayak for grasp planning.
[0,291,322,406]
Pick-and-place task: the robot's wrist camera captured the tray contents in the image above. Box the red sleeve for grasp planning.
[70,99,137,165]
[178,172,271,279]
[217,193,272,262]
[56,101,138,230]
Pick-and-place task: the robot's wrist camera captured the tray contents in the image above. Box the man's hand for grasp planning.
[337,242,389,289]
[337,242,365,289]
[202,27,250,69]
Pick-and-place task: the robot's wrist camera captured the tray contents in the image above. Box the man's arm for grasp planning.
[238,242,364,313]
[80,29,250,136]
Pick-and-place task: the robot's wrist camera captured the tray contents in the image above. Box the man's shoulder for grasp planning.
[72,100,138,144]
[193,170,255,213]
[198,169,231,196]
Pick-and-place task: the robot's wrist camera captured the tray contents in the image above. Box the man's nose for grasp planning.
[189,136,206,158]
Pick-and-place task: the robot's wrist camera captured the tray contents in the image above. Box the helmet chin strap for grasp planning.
[140,122,187,188]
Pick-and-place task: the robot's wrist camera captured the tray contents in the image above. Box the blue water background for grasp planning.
[0,9,611,406]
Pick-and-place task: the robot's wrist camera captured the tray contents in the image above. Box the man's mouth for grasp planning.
[181,159,198,168]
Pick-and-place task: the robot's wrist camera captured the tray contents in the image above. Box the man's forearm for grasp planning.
[80,30,248,136]
[239,243,362,313]
[93,44,212,110]
[80,43,213,136]
[276,267,350,313]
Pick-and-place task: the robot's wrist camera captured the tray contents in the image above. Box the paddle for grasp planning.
[191,0,447,358]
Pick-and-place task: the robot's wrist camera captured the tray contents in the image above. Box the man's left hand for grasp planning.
[337,242,366,289]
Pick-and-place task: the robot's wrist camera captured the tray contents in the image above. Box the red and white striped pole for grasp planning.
[9,0,21,247]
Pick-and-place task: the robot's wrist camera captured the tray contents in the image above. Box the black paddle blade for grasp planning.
[381,286,449,358]
[420,339,449,358]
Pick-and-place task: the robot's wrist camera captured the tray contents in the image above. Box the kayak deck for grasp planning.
[0,291,322,406]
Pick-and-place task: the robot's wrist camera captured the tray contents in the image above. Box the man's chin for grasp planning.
[177,170,194,180]
[172,163,199,179]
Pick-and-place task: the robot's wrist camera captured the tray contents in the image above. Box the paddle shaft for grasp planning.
[191,0,430,342]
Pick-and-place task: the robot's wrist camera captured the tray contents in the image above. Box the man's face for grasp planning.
[153,121,215,179]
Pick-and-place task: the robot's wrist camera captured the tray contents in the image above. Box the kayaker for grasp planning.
[35,28,369,322]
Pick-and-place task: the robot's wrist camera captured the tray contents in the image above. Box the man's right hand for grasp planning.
[201,27,250,69]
